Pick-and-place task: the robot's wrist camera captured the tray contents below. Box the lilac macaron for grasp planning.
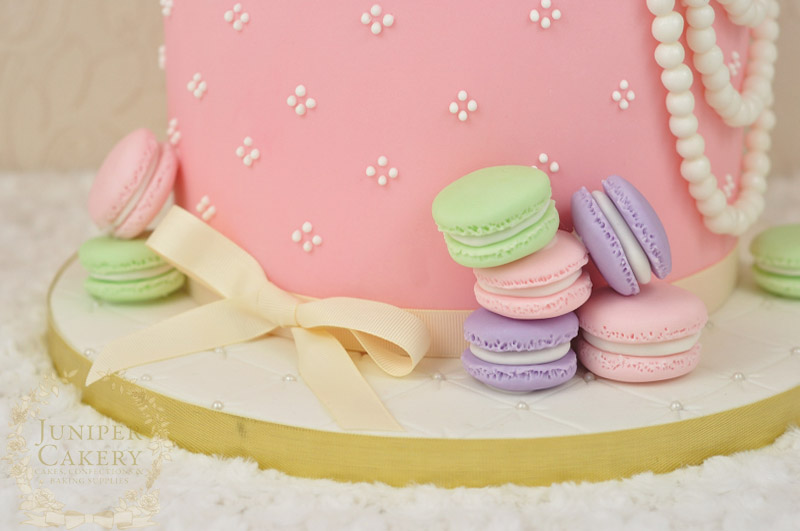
[460,309,578,393]
[571,176,672,296]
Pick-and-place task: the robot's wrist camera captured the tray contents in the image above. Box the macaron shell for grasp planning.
[749,224,800,272]
[474,271,592,319]
[463,308,579,352]
[432,166,551,237]
[577,284,708,344]
[571,187,639,296]
[576,338,700,383]
[84,269,186,303]
[461,349,577,393]
[473,230,588,290]
[602,175,672,279]
[444,202,559,268]
[89,129,160,230]
[752,267,800,299]
[79,235,165,276]
[114,142,177,239]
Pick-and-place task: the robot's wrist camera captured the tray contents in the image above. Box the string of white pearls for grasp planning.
[647,0,779,236]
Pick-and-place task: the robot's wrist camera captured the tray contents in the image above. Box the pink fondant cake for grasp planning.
[161,2,776,350]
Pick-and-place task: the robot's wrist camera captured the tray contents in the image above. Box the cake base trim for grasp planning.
[47,255,800,487]
[46,324,800,487]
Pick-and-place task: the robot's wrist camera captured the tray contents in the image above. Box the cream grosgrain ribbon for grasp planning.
[85,206,431,431]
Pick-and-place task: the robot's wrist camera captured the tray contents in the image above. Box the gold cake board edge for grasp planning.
[45,253,800,488]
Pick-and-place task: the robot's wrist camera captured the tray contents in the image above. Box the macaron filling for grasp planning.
[446,200,551,247]
[602,176,672,279]
[476,270,582,298]
[591,190,652,285]
[753,263,800,276]
[582,331,702,357]
[88,263,175,282]
[109,150,160,231]
[469,342,571,366]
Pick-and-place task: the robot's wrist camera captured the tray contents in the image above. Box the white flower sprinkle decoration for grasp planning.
[196,196,216,222]
[167,118,181,146]
[449,90,478,122]
[291,222,323,253]
[235,137,260,167]
[611,80,635,110]
[723,174,736,199]
[287,85,317,116]
[224,3,250,32]
[529,0,561,29]
[160,0,173,17]
[187,73,207,100]
[531,153,560,175]
[361,4,395,35]
[728,50,742,77]
[366,155,399,186]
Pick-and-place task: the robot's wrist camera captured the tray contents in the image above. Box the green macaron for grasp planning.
[749,224,800,299]
[432,165,559,268]
[78,235,186,303]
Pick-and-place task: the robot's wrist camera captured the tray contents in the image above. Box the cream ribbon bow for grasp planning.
[85,206,431,431]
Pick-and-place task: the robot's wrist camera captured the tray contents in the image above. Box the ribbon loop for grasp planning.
[85,206,431,432]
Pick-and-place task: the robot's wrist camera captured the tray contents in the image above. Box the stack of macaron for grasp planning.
[80,128,185,303]
[433,165,591,392]
[432,166,592,319]
[569,176,709,382]
[435,167,709,387]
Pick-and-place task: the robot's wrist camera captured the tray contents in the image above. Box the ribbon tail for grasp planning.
[86,298,278,386]
[292,328,403,432]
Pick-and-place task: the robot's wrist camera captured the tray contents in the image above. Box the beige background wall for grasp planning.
[0,0,798,174]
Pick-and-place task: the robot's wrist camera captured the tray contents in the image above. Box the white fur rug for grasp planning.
[2,172,800,531]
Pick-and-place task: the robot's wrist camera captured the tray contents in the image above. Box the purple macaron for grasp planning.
[460,309,578,393]
[571,176,672,296]
[602,176,672,279]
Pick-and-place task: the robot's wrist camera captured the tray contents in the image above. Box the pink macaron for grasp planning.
[473,230,592,319]
[575,283,708,382]
[89,128,177,239]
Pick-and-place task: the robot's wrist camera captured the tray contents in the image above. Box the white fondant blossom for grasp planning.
[287,85,316,116]
[291,222,323,253]
[361,4,394,35]
[728,50,742,77]
[366,155,398,186]
[160,0,173,17]
[235,136,260,167]
[449,90,478,122]
[224,3,250,32]
[187,73,207,99]
[529,0,561,29]
[611,80,635,110]
[531,152,560,174]
[167,118,181,146]
[196,196,216,221]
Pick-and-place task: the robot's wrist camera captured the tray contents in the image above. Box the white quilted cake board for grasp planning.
[50,258,800,439]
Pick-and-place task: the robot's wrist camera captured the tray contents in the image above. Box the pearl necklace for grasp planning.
[647,0,779,235]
